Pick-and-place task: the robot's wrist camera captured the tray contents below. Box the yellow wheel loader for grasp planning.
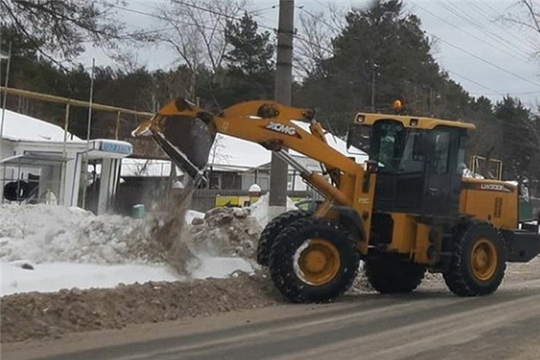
[133,98,540,303]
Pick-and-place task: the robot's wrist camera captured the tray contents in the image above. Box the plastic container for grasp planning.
[132,204,146,219]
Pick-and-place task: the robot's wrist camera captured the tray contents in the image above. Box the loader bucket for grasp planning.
[133,114,216,183]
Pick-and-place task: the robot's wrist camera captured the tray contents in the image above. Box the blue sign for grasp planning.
[99,141,132,154]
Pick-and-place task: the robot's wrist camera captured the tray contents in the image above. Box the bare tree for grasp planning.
[0,0,153,63]
[517,0,540,33]
[294,3,345,78]
[155,0,246,98]
[499,0,540,58]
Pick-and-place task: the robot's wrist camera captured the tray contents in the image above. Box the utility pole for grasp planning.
[269,0,294,220]
[370,62,378,112]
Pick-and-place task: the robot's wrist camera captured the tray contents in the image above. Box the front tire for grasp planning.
[443,222,506,297]
[365,253,426,294]
[268,217,360,303]
[257,210,311,266]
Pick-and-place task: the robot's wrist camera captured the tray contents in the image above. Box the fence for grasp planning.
[112,177,321,215]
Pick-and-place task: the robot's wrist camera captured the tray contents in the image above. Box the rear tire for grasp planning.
[257,210,311,266]
[443,222,506,296]
[268,217,360,303]
[365,253,426,294]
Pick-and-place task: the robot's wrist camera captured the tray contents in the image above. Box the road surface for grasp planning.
[4,278,540,360]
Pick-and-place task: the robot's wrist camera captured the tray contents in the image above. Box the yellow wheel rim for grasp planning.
[294,239,341,286]
[470,238,498,281]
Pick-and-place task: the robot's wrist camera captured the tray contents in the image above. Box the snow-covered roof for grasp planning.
[0,109,82,142]
[207,134,270,170]
[206,121,367,170]
[290,121,367,163]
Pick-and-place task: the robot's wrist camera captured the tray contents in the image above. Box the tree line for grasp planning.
[1,0,540,191]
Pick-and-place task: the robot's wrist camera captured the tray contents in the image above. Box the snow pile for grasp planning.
[0,193,306,296]
[187,194,300,261]
[190,207,263,259]
[249,194,298,227]
[0,204,166,265]
[0,202,254,296]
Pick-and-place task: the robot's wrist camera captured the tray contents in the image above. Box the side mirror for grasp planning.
[413,133,431,159]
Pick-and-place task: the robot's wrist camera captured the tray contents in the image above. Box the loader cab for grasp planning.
[348,114,472,217]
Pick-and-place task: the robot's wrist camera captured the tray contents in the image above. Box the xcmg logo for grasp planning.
[265,122,297,136]
[478,183,510,192]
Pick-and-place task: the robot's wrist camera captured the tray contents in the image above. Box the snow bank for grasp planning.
[0,205,158,264]
[1,262,178,296]
[0,204,255,296]
[249,194,298,227]
[1,256,253,296]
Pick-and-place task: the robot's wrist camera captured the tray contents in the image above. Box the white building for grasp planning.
[0,109,133,214]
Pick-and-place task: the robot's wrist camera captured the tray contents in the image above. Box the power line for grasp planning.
[445,69,504,96]
[298,7,343,37]
[111,5,216,27]
[414,3,531,63]
[467,1,537,52]
[455,1,537,54]
[444,1,532,57]
[169,0,275,31]
[437,1,532,59]
[429,32,540,88]
[250,5,278,15]
[114,1,539,100]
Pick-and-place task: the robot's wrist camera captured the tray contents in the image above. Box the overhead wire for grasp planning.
[428,32,540,88]
[437,1,531,59]
[413,2,531,63]
[445,69,504,96]
[113,1,540,99]
[466,1,537,51]
[455,1,537,54]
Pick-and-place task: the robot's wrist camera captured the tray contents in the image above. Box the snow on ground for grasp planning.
[1,256,253,296]
[0,204,254,296]
[1,262,178,296]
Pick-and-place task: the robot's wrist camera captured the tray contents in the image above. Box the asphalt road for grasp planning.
[5,278,540,360]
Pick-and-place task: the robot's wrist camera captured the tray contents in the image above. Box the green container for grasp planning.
[132,204,146,219]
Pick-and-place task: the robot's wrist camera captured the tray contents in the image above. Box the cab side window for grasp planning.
[432,130,450,174]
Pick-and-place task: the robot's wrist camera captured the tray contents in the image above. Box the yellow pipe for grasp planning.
[0,86,153,117]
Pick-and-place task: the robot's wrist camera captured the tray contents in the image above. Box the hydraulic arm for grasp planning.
[133,98,376,245]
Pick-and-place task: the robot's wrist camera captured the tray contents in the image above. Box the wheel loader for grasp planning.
[133,98,540,303]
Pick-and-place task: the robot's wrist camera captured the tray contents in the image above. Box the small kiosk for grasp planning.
[0,109,132,214]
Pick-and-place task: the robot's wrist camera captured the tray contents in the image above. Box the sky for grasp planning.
[79,0,540,109]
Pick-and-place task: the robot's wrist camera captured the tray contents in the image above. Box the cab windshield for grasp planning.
[349,120,423,172]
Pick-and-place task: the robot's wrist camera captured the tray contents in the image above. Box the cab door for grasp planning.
[422,126,464,216]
